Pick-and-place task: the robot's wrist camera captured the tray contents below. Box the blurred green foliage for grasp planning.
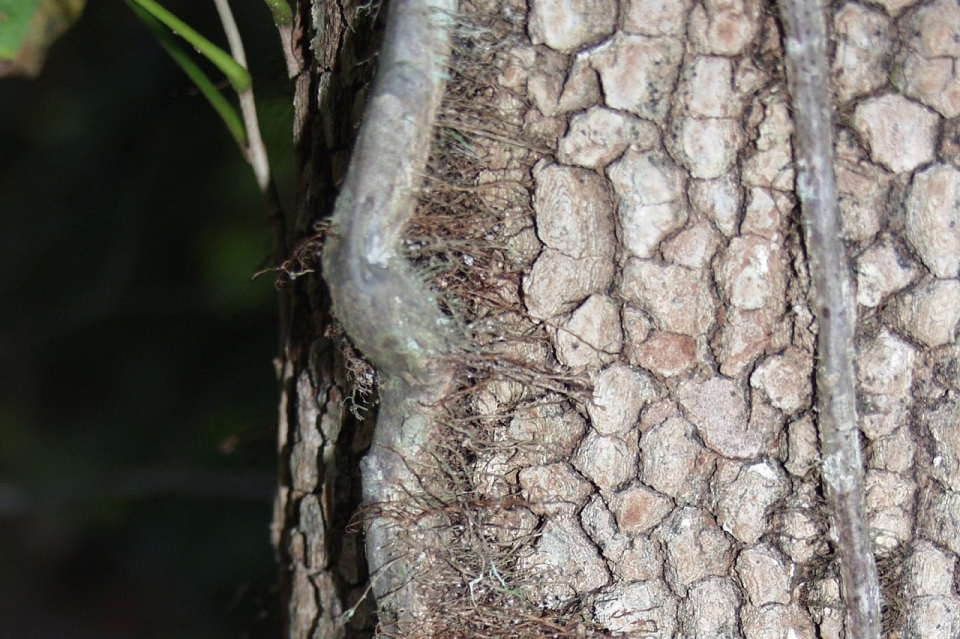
[0,0,86,77]
[0,1,292,636]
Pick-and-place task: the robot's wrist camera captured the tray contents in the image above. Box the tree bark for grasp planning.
[279,0,960,636]
[271,0,383,636]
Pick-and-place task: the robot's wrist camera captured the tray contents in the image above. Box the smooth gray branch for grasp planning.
[776,1,880,637]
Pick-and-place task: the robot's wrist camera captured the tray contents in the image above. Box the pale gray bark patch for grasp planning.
[831,3,892,103]
[895,279,960,348]
[896,0,960,117]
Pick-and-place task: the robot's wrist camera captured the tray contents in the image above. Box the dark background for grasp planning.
[0,1,294,636]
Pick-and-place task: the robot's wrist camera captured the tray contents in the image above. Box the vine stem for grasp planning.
[776,1,880,637]
[213,0,271,193]
[320,0,458,629]
[213,0,288,291]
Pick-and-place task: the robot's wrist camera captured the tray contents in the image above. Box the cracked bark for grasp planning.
[272,0,383,636]
[279,0,960,636]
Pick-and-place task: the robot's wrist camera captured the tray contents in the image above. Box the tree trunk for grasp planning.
[276,0,960,636]
[271,1,383,636]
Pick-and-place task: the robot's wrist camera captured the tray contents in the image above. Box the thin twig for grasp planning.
[214,0,269,192]
[213,0,287,269]
[262,0,301,78]
[776,1,880,638]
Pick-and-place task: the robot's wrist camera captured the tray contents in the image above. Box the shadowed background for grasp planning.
[0,1,294,636]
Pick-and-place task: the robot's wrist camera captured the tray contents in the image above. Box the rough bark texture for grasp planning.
[272,0,383,636]
[281,0,960,636]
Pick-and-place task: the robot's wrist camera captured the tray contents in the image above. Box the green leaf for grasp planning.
[128,0,251,93]
[126,0,248,148]
[0,0,86,78]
